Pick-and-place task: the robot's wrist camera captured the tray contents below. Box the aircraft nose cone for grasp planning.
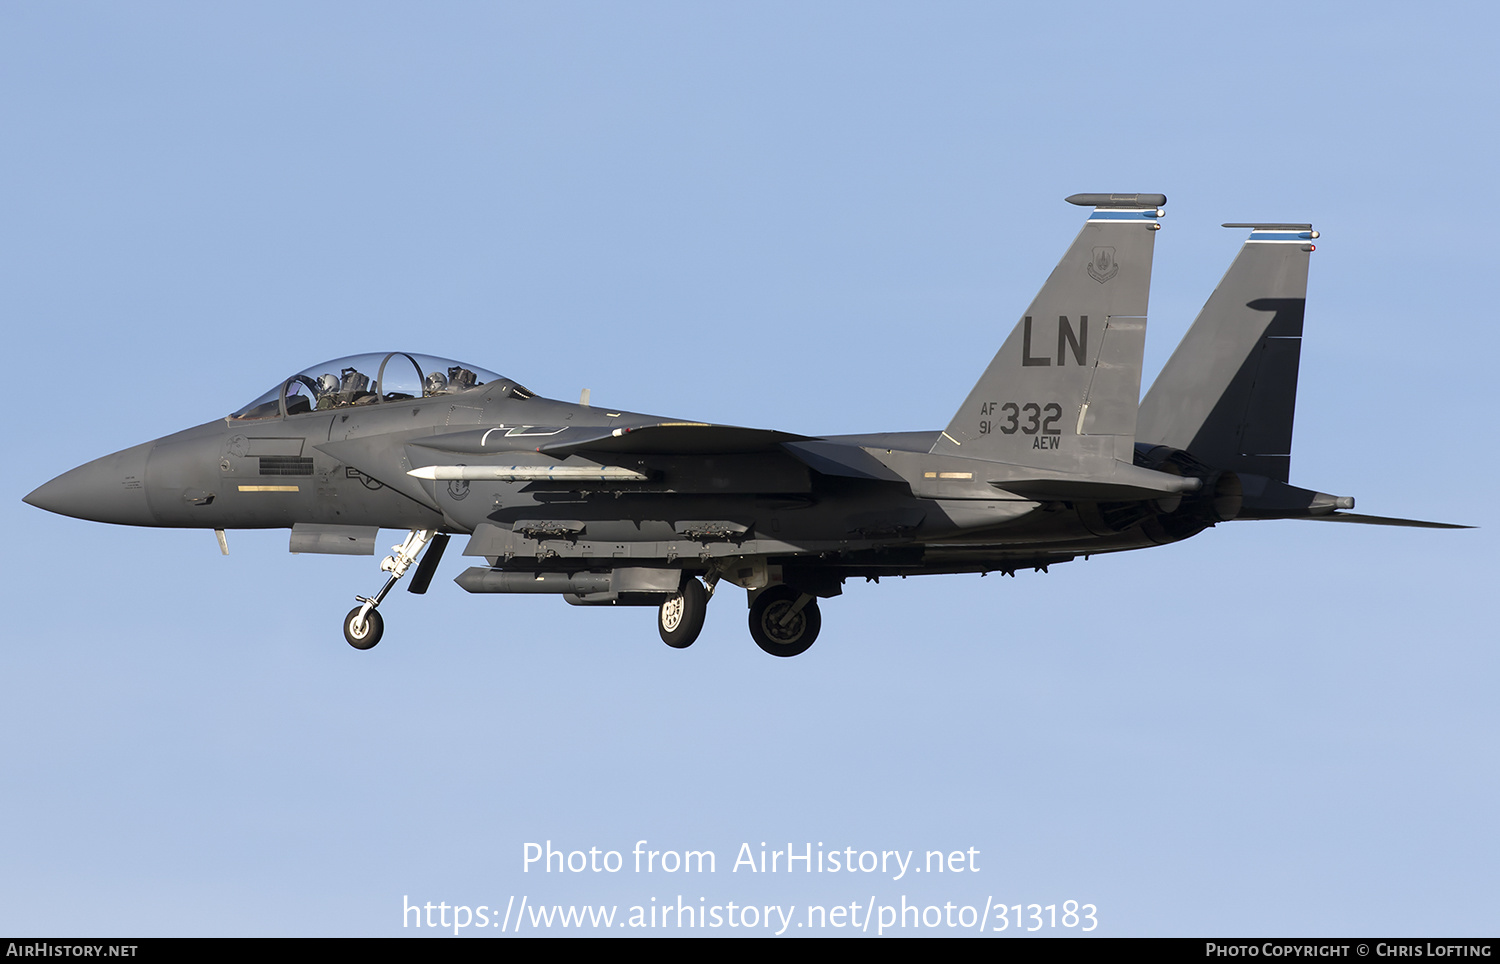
[23,441,158,526]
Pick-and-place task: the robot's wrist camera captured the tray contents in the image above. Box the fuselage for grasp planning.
[25,371,1213,585]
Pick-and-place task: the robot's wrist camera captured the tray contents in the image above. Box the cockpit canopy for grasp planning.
[230,353,525,420]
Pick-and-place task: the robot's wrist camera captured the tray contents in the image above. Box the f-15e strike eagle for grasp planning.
[24,194,1465,656]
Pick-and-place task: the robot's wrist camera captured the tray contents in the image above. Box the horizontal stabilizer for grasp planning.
[1299,513,1472,530]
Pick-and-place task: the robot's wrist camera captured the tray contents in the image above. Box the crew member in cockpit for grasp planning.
[310,368,375,409]
[314,373,341,410]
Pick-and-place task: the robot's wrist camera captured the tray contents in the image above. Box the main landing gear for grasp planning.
[656,576,823,657]
[747,585,821,657]
[658,576,708,649]
[343,529,448,650]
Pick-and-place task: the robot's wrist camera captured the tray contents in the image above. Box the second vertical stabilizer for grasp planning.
[1138,224,1317,482]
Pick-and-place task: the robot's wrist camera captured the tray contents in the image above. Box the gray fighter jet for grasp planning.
[24,194,1465,655]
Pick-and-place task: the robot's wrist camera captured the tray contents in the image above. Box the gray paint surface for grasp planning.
[24,198,1464,656]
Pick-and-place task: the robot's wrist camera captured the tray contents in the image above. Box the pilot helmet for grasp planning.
[317,373,339,395]
[424,371,449,395]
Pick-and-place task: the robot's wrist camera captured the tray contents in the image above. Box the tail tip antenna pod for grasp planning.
[1067,193,1167,223]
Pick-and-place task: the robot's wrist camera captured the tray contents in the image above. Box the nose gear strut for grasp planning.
[343,528,438,650]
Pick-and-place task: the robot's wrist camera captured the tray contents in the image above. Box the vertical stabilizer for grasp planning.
[933,194,1162,473]
[1138,224,1317,482]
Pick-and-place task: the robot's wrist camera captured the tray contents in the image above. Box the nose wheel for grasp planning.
[344,606,385,650]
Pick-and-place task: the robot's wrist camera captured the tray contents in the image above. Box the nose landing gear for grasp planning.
[343,529,443,650]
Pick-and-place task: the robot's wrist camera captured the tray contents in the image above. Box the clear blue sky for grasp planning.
[2,1,1494,936]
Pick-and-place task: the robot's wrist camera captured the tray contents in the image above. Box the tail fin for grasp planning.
[932,194,1163,472]
[1137,224,1317,482]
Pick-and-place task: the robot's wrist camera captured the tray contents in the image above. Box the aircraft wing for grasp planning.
[779,440,910,482]
[538,423,812,457]
[412,422,812,458]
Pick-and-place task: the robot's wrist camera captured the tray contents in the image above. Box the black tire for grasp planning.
[747,586,820,657]
[659,578,707,649]
[344,606,384,650]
